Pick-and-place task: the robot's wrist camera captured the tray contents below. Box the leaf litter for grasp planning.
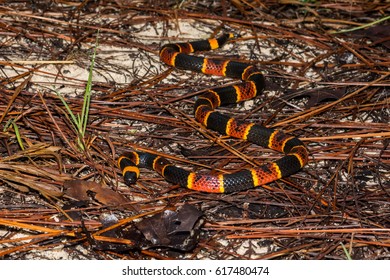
[0,1,389,260]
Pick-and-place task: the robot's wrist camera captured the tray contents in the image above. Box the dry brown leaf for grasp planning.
[64,179,132,209]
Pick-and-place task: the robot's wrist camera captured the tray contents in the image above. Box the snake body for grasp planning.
[118,34,308,193]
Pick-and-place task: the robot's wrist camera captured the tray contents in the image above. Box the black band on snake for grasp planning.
[118,34,308,193]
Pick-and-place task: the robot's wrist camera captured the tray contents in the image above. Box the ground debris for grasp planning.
[0,0,389,260]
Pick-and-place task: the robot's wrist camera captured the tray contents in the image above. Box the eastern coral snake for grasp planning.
[118,34,308,193]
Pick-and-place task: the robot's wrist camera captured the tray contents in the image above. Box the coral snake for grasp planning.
[118,34,308,193]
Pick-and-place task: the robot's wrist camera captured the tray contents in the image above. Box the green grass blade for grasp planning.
[340,242,352,260]
[52,31,99,151]
[12,121,24,150]
[81,31,99,137]
[3,119,25,150]
[54,90,80,129]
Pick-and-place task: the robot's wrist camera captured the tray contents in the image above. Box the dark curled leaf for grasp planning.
[93,204,204,252]
[135,204,203,251]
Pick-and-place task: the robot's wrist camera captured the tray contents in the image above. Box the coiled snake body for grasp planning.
[118,34,308,193]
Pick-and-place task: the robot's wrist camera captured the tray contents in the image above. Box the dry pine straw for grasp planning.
[0,1,389,260]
